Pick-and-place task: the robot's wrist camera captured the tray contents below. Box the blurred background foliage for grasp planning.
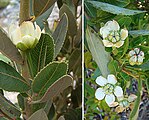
[84,0,149,120]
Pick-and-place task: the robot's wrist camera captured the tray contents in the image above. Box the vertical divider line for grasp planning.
[82,0,84,119]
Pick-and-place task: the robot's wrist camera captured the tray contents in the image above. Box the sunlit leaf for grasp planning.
[87,1,146,15]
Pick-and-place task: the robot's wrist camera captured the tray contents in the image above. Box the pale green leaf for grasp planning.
[31,75,73,103]
[59,4,77,37]
[0,27,23,64]
[86,26,110,77]
[88,1,146,15]
[129,30,149,36]
[52,14,68,58]
[33,0,57,17]
[28,109,48,120]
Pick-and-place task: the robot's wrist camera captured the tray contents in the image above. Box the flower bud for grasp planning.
[9,21,41,51]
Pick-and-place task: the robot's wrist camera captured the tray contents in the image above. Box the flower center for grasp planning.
[107,31,120,43]
[103,84,114,94]
[119,100,129,107]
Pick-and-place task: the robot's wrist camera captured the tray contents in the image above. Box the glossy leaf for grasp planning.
[59,4,77,37]
[32,61,68,96]
[33,0,57,17]
[88,1,146,15]
[31,75,73,103]
[27,33,54,77]
[86,26,110,77]
[0,94,21,119]
[0,61,30,92]
[52,14,68,58]
[28,109,48,120]
[0,27,23,64]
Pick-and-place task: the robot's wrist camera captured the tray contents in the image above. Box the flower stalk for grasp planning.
[19,0,30,25]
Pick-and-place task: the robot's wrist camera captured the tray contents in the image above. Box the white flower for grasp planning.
[128,48,145,65]
[100,20,128,48]
[95,74,123,106]
[115,94,137,113]
[9,21,41,51]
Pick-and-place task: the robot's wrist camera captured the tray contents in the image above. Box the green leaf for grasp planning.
[129,30,149,36]
[31,75,73,103]
[17,94,25,111]
[0,54,11,63]
[59,4,77,37]
[0,94,21,119]
[0,61,30,92]
[85,83,95,96]
[52,14,68,58]
[36,5,54,29]
[120,38,129,58]
[0,27,23,64]
[33,0,57,17]
[32,61,68,96]
[87,1,146,15]
[108,59,119,75]
[97,0,130,7]
[28,109,48,120]
[86,26,110,77]
[116,16,132,27]
[27,33,54,77]
[129,77,142,120]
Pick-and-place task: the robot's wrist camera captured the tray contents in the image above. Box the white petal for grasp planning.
[22,35,35,48]
[95,88,105,100]
[105,94,115,105]
[9,27,22,45]
[129,50,135,57]
[128,94,137,102]
[139,51,144,56]
[100,26,110,38]
[137,55,144,63]
[134,48,140,54]
[105,20,120,31]
[120,29,128,40]
[107,74,117,85]
[102,40,113,47]
[129,56,137,65]
[114,41,124,48]
[34,22,41,39]
[96,76,107,86]
[114,86,123,97]
[20,21,34,36]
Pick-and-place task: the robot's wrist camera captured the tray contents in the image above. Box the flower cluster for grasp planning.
[128,48,145,65]
[9,21,41,51]
[95,74,123,106]
[100,20,128,48]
